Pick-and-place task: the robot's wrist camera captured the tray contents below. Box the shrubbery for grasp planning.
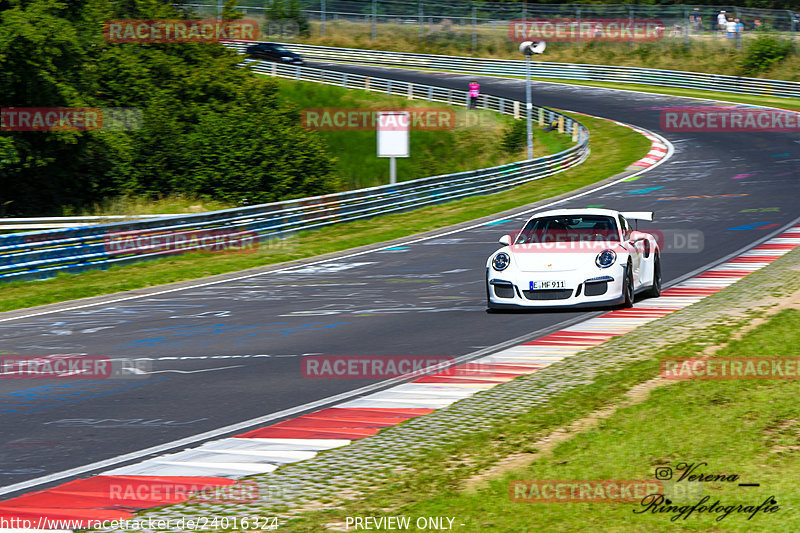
[264,0,311,38]
[501,118,528,154]
[738,35,794,75]
[0,0,334,215]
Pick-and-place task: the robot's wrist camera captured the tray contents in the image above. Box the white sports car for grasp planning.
[486,208,661,310]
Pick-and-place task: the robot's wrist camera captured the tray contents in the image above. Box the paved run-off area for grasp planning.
[134,228,800,531]
[129,227,800,530]
[2,223,796,531]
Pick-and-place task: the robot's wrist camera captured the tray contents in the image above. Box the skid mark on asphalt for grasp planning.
[43,418,209,428]
[0,380,167,415]
[281,262,378,275]
[110,322,348,350]
[627,186,664,194]
[727,222,779,231]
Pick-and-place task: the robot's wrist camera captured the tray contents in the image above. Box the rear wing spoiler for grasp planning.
[621,211,654,221]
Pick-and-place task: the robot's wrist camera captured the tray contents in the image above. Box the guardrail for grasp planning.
[273,42,800,99]
[0,215,176,231]
[0,61,588,282]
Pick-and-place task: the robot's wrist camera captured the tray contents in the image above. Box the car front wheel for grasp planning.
[621,262,634,308]
[643,254,662,298]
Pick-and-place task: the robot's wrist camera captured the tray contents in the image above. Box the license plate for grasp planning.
[530,280,566,290]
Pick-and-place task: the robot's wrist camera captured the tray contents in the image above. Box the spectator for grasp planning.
[717,10,727,32]
[735,18,744,34]
[689,8,702,32]
[753,19,762,31]
[726,17,737,38]
[468,80,480,109]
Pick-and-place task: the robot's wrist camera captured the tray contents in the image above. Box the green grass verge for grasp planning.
[67,194,236,217]
[0,113,648,312]
[272,259,800,532]
[452,312,800,533]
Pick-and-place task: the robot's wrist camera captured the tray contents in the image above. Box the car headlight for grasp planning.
[492,252,510,271]
[595,249,617,268]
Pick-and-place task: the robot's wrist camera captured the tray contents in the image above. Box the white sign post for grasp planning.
[377,111,410,185]
[518,40,546,160]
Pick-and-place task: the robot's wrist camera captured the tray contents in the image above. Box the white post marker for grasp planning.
[377,111,410,185]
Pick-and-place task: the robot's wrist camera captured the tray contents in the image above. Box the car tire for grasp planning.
[620,262,634,308]
[642,253,662,298]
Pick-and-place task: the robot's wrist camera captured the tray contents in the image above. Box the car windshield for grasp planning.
[271,45,289,52]
[515,215,619,243]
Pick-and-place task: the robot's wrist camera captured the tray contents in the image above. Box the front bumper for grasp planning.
[486,267,626,309]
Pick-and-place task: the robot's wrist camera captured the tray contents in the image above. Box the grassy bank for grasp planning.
[272,79,572,190]
[70,79,570,216]
[65,195,236,217]
[293,21,800,81]
[272,249,800,532]
[0,113,647,312]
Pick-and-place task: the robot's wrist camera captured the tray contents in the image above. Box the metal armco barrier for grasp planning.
[0,215,175,231]
[0,61,588,282]
[271,43,800,99]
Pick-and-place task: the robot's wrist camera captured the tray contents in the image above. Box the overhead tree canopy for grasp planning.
[0,0,337,216]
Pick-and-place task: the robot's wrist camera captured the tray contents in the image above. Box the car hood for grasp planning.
[509,242,620,272]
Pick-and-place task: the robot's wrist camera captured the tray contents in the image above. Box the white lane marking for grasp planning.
[169,311,232,319]
[283,261,378,274]
[337,398,457,408]
[105,460,279,476]
[210,437,351,449]
[123,364,244,375]
[151,448,317,461]
[126,354,316,361]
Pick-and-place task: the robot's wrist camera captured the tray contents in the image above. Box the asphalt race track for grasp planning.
[1,63,798,497]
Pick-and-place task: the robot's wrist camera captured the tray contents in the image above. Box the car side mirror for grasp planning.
[498,234,511,246]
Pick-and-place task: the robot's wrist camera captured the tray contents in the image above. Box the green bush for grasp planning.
[501,119,527,154]
[264,0,310,37]
[0,0,332,215]
[423,31,472,52]
[632,44,655,61]
[738,35,793,76]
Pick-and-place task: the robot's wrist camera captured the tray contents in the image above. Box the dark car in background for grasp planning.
[245,42,304,65]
